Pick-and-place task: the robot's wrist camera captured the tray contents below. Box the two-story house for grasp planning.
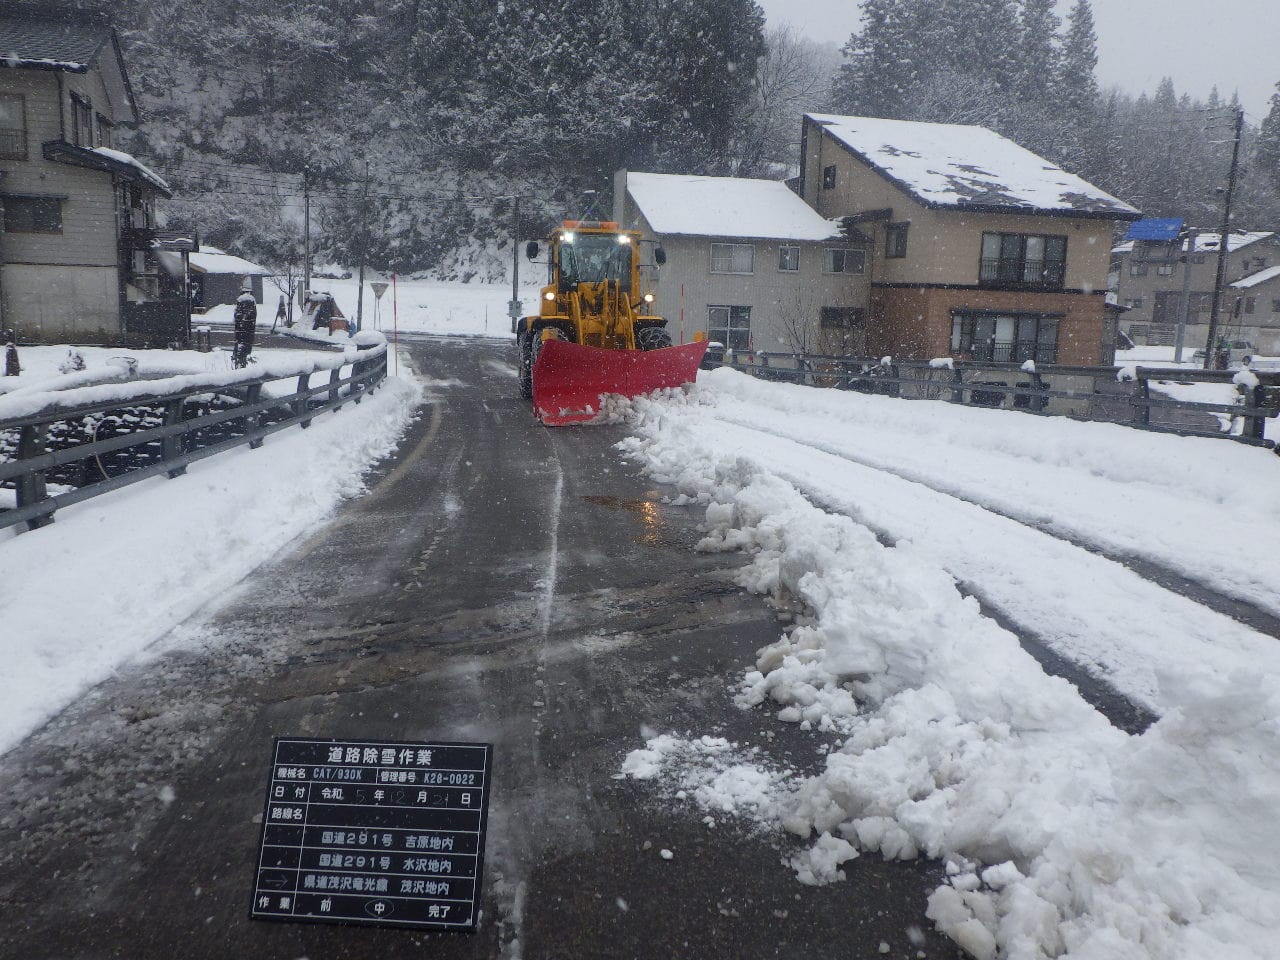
[613,171,872,355]
[799,114,1141,364]
[0,14,194,345]
[1110,231,1280,350]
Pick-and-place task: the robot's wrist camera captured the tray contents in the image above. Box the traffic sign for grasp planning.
[250,737,493,932]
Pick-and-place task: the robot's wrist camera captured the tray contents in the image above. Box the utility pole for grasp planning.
[302,167,312,309]
[1204,108,1244,370]
[1173,227,1198,364]
[508,196,522,331]
[356,160,370,334]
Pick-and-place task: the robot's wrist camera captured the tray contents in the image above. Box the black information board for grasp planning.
[250,737,493,931]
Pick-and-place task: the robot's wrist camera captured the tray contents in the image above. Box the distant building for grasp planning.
[613,172,871,354]
[1110,231,1280,352]
[0,13,195,345]
[188,246,272,312]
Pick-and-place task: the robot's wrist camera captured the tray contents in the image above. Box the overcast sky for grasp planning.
[756,0,1278,121]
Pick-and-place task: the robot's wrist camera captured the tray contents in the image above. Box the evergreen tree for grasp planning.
[1256,82,1280,191]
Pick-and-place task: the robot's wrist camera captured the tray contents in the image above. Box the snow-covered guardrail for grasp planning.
[0,339,388,534]
[719,353,1280,449]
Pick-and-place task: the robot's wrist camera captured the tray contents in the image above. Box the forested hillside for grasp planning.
[15,0,1280,277]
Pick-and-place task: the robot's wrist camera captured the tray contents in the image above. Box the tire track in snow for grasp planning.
[675,413,1280,720]
[710,407,1280,641]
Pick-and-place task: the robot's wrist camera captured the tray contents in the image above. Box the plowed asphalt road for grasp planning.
[0,338,962,960]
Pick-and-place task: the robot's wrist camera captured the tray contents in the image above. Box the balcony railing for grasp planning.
[966,340,1058,364]
[979,258,1066,288]
[0,129,26,159]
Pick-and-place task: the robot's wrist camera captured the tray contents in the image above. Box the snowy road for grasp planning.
[0,341,964,959]
[618,370,1280,960]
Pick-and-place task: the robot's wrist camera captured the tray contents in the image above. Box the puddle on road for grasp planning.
[580,495,665,545]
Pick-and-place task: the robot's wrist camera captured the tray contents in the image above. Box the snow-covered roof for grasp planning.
[1112,231,1275,256]
[1231,264,1280,290]
[808,113,1140,220]
[626,172,843,242]
[189,246,273,276]
[91,147,170,194]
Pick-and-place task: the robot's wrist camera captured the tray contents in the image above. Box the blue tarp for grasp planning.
[1125,218,1184,242]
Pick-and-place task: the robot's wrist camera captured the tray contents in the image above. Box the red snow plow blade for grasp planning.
[532,339,709,426]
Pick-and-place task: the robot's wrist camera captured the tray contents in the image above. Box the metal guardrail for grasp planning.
[0,344,388,534]
[714,353,1280,449]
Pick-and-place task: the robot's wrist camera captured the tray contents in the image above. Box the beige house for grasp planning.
[1110,231,1280,351]
[798,114,1141,365]
[1228,265,1280,355]
[0,14,193,345]
[613,171,871,355]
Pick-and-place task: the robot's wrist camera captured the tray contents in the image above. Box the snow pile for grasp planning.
[0,355,422,756]
[616,384,1280,959]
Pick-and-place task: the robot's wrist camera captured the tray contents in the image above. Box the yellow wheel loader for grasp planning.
[515,220,707,425]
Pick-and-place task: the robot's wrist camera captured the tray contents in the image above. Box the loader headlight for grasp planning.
[643,293,655,303]
[562,231,575,243]
[617,234,631,245]
[544,291,556,301]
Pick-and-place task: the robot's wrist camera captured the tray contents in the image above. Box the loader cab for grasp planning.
[556,224,634,294]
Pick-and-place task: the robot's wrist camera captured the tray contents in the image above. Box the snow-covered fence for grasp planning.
[0,341,388,534]
[723,353,1280,449]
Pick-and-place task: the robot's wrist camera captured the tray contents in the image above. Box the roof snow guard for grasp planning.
[808,113,1141,220]
[42,141,172,196]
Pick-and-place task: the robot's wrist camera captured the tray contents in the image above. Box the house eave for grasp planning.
[42,140,172,197]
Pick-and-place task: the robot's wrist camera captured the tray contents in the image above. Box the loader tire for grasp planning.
[518,335,533,398]
[530,328,566,380]
[637,327,673,351]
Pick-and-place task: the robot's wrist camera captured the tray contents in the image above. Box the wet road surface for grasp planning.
[0,338,961,959]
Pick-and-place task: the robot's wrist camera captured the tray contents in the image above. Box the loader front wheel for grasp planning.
[637,327,673,351]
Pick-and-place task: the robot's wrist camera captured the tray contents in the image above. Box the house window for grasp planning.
[1244,297,1256,315]
[822,165,837,190]
[1129,263,1147,277]
[1156,263,1175,276]
[885,222,909,259]
[2,196,64,234]
[824,248,865,274]
[710,242,754,274]
[1272,299,1280,313]
[708,305,751,351]
[981,232,1067,288]
[1124,298,1145,309]
[820,307,864,329]
[1193,253,1206,264]
[778,245,799,272]
[951,311,1060,363]
[71,94,93,147]
[0,93,27,159]
[96,114,113,148]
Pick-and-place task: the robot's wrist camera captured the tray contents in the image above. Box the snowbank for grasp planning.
[0,356,422,757]
[616,380,1280,959]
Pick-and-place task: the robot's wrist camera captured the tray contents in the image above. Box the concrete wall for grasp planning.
[800,118,1118,294]
[1,69,124,340]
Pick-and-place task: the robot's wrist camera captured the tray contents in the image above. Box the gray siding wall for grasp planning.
[1,69,124,338]
[621,205,870,355]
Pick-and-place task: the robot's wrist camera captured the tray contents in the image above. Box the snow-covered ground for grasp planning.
[618,369,1280,960]
[0,350,422,757]
[200,276,543,341]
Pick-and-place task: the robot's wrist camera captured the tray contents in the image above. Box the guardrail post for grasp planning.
[162,398,187,477]
[329,368,343,411]
[16,423,53,530]
[888,363,901,398]
[352,356,366,405]
[295,373,313,428]
[1030,371,1049,412]
[1134,373,1152,427]
[245,382,265,449]
[1242,382,1267,442]
[949,366,965,403]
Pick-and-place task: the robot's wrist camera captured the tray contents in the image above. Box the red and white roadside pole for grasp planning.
[391,272,399,377]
